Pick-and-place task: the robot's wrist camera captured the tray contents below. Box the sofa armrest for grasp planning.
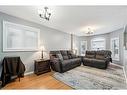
[102,57,110,64]
[50,58,63,72]
[50,58,59,63]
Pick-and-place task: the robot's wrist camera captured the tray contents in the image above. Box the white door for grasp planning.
[80,41,87,56]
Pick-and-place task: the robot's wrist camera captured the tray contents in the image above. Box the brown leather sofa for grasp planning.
[50,50,82,73]
[82,50,112,69]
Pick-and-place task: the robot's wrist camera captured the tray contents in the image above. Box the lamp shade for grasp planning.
[40,45,45,51]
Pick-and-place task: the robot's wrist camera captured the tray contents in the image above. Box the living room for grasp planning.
[0,0,127,94]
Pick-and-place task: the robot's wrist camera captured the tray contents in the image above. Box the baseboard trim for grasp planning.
[110,63,123,68]
[24,71,34,76]
[122,66,127,84]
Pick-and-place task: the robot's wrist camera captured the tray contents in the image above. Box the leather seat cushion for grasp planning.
[70,58,81,63]
[62,58,81,67]
[86,55,95,58]
[96,55,105,60]
[91,59,105,64]
[83,58,92,63]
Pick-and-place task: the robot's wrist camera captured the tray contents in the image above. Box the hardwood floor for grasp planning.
[2,72,72,89]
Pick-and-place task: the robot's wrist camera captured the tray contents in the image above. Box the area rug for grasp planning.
[53,64,127,89]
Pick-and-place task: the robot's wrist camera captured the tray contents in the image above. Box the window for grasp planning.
[3,21,40,51]
[111,37,119,61]
[91,38,105,50]
[80,41,87,56]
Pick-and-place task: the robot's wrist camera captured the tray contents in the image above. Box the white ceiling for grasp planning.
[0,6,127,36]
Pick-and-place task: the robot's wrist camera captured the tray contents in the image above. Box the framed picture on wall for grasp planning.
[3,21,40,52]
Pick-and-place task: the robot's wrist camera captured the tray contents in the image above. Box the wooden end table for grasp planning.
[34,59,51,75]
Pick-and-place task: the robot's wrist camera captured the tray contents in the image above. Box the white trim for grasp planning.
[91,37,106,50]
[110,63,123,68]
[3,21,40,52]
[122,66,127,84]
[80,40,87,56]
[110,37,120,61]
[24,71,34,76]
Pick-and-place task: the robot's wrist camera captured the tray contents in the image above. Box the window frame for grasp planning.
[91,37,106,50]
[3,21,40,52]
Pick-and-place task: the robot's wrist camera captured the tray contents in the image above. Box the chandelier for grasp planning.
[86,28,94,35]
[38,7,51,21]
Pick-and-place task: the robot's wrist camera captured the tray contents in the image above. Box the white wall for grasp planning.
[0,12,79,75]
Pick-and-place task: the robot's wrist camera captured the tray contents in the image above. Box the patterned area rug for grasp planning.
[53,64,127,89]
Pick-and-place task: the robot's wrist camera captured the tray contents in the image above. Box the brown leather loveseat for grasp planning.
[82,50,112,69]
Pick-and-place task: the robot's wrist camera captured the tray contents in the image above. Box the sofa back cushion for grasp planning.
[96,55,105,59]
[67,51,72,59]
[85,51,95,58]
[95,51,106,60]
[101,50,112,57]
[60,50,69,60]
[50,51,61,56]
[50,51,61,59]
[95,50,112,60]
[56,54,63,61]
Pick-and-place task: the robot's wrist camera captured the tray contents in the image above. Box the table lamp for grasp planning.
[40,45,45,59]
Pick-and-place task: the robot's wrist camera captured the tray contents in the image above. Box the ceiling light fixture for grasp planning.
[85,28,94,35]
[38,7,51,21]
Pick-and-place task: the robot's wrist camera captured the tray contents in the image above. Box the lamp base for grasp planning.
[41,51,43,59]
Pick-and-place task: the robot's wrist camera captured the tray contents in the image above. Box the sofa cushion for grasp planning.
[91,59,105,64]
[71,54,77,58]
[67,50,73,55]
[101,50,112,58]
[50,51,61,57]
[96,55,105,60]
[85,51,95,58]
[95,51,105,59]
[60,50,69,60]
[63,56,69,60]
[68,55,72,59]
[62,58,81,67]
[86,55,95,58]
[60,50,68,55]
[67,50,77,59]
[67,51,73,59]
[83,58,92,63]
[56,54,63,61]
[62,60,72,66]
[70,58,81,63]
